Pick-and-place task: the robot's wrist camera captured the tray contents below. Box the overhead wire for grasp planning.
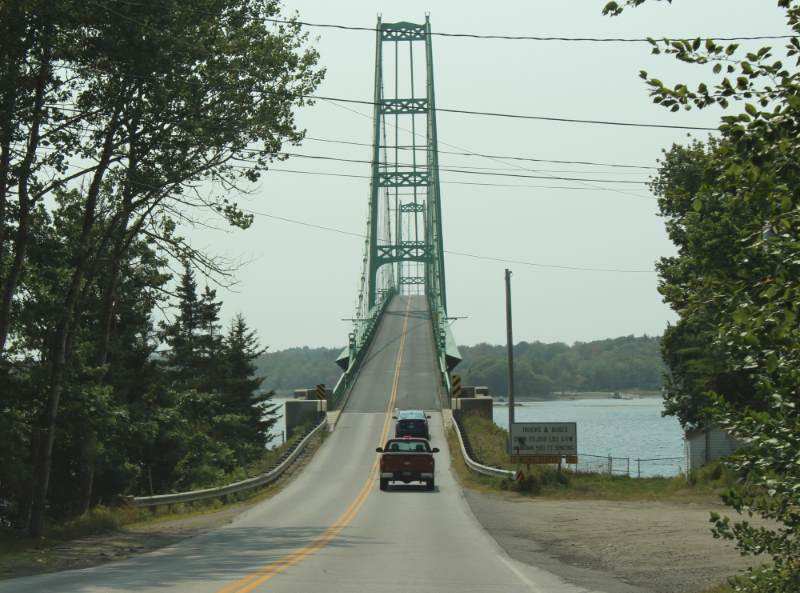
[228,165,654,196]
[245,208,656,273]
[320,99,655,200]
[260,17,792,43]
[233,152,651,185]
[303,136,658,170]
[86,2,794,43]
[307,95,716,131]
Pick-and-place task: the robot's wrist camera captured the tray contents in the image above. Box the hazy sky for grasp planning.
[189,1,789,350]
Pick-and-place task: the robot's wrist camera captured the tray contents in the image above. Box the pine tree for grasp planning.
[221,314,277,463]
[196,285,224,392]
[161,264,202,386]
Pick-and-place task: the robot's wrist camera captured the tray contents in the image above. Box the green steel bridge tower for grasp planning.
[335,17,460,399]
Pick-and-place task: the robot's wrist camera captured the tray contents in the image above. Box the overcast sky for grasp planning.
[189,0,789,350]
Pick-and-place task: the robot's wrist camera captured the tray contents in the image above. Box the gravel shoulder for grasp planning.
[0,432,323,581]
[462,488,757,593]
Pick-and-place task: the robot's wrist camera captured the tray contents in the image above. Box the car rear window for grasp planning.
[399,419,426,431]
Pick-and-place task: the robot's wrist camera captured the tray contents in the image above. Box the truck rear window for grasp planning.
[386,441,430,453]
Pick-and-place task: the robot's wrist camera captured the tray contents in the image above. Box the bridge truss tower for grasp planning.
[362,16,448,318]
[340,17,458,391]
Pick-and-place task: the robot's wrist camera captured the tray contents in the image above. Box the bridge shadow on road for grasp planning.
[22,525,374,593]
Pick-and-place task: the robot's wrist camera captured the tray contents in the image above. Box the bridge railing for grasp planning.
[428,292,460,410]
[129,418,326,508]
[329,288,396,410]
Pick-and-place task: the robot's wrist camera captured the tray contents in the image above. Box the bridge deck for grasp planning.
[345,295,440,413]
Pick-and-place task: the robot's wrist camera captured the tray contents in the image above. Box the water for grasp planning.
[266,398,292,448]
[493,397,685,476]
[267,396,686,475]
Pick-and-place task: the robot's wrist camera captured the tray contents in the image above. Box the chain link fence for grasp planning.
[568,453,685,478]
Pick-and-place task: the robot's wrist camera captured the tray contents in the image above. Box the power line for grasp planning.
[246,207,656,273]
[321,98,654,201]
[89,1,792,43]
[236,166,654,197]
[265,18,791,43]
[304,136,657,170]
[238,152,650,184]
[307,95,716,131]
[244,146,651,175]
[46,83,717,132]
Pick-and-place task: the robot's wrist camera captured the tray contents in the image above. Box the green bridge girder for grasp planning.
[333,16,460,409]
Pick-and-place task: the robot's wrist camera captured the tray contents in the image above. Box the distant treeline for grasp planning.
[255,335,664,396]
[459,336,664,396]
[254,346,343,392]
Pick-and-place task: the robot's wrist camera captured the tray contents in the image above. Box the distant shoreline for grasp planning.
[494,391,661,403]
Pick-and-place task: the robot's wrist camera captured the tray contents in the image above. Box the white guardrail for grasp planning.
[451,417,515,480]
[131,420,326,508]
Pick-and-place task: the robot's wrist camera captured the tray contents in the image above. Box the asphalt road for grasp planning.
[2,296,629,593]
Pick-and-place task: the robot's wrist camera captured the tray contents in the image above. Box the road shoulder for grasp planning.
[0,431,324,581]
[459,485,753,593]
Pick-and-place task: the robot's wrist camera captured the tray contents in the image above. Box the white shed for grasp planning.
[684,425,741,472]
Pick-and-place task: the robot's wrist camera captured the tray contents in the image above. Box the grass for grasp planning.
[0,425,326,570]
[453,414,736,501]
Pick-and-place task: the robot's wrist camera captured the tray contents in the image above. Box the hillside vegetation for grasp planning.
[458,335,664,396]
[253,335,664,396]
[254,346,343,392]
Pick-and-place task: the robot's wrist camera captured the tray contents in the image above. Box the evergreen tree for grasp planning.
[220,314,277,463]
[196,284,224,392]
[161,264,202,387]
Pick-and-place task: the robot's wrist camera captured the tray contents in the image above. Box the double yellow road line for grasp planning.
[216,299,411,593]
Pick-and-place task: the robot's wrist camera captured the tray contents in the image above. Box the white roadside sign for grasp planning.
[509,422,577,456]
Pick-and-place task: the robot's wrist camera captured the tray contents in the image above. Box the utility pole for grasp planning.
[505,269,515,433]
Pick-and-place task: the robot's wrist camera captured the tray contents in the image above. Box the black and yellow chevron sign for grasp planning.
[452,374,462,398]
[315,384,326,399]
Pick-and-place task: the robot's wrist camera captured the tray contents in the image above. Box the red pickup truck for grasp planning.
[376,437,439,491]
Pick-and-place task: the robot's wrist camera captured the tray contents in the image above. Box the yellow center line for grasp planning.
[215,299,412,593]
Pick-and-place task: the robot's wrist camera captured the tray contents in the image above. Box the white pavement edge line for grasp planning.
[131,419,327,507]
[443,413,597,593]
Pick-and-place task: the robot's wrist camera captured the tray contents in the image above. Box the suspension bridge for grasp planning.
[1,19,617,593]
